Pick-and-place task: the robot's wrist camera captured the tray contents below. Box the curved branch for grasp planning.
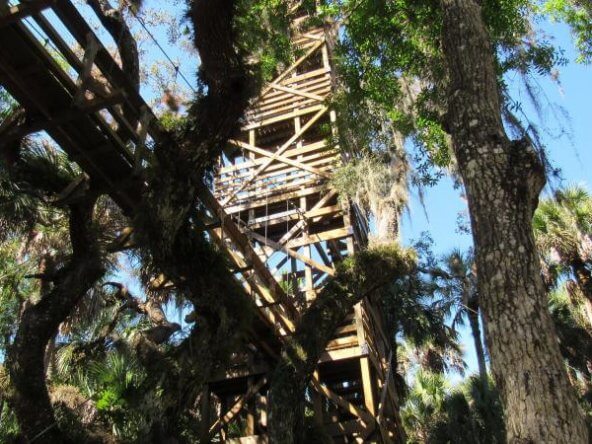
[7,196,105,444]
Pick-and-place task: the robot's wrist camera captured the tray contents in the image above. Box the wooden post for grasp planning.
[312,370,324,426]
[200,386,211,442]
[246,377,256,435]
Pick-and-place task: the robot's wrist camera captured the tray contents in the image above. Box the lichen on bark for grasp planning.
[439,0,589,441]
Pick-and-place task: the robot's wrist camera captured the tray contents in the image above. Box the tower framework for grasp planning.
[0,1,401,441]
[206,10,401,443]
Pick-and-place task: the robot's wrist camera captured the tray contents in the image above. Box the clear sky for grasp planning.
[401,21,592,376]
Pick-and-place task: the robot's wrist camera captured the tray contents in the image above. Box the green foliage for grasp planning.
[403,372,505,444]
[235,0,292,82]
[326,0,573,187]
[543,0,592,63]
[533,184,592,287]
[0,240,33,355]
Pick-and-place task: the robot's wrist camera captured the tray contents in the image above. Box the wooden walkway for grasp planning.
[0,0,292,358]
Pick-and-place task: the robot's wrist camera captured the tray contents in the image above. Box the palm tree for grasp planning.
[533,185,592,327]
[431,249,488,387]
[401,370,449,443]
[548,284,592,393]
[377,238,465,443]
[423,375,505,444]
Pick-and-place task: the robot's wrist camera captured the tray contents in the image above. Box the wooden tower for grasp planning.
[205,8,401,443]
[0,0,400,441]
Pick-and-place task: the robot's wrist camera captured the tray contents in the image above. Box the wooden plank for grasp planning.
[319,346,362,363]
[277,189,338,244]
[256,39,324,99]
[229,139,331,179]
[217,146,337,182]
[286,227,351,249]
[224,106,328,205]
[269,82,325,102]
[199,186,298,324]
[208,377,267,437]
[311,376,375,426]
[247,230,335,276]
[245,204,341,231]
[243,103,326,131]
[224,184,327,215]
[0,0,55,28]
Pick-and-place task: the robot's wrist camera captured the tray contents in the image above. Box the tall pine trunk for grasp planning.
[467,299,488,387]
[439,0,588,441]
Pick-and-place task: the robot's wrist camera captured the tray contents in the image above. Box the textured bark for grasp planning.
[267,246,413,443]
[7,198,105,444]
[373,201,400,246]
[439,0,588,442]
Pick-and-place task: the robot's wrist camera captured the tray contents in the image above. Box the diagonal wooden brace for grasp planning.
[73,32,100,106]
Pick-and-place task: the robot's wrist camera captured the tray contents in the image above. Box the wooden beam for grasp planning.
[199,186,298,323]
[247,230,335,276]
[278,189,338,245]
[244,103,326,130]
[229,139,331,179]
[223,106,328,206]
[311,376,375,427]
[0,93,124,143]
[269,82,325,102]
[256,39,324,100]
[286,227,351,249]
[209,377,267,437]
[0,0,55,28]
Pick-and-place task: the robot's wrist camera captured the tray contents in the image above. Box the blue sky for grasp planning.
[401,21,592,376]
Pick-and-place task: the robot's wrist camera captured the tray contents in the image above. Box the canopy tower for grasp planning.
[0,1,401,441]
[206,9,400,443]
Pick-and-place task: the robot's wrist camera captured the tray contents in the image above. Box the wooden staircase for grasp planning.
[0,2,401,442]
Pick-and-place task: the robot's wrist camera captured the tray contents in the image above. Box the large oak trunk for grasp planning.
[8,200,104,443]
[439,0,588,441]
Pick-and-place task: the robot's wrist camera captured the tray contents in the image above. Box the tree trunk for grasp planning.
[267,246,413,443]
[467,298,488,388]
[572,258,592,304]
[373,201,400,246]
[439,0,588,442]
[7,199,105,444]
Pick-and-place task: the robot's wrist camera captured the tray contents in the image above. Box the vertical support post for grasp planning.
[312,370,324,426]
[258,393,268,429]
[246,377,256,435]
[354,304,376,417]
[248,130,256,224]
[220,397,228,442]
[200,385,211,442]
